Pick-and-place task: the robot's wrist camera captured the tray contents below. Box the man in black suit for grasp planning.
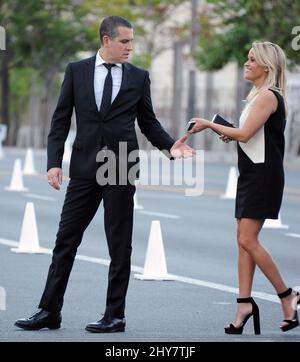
[15,15,194,333]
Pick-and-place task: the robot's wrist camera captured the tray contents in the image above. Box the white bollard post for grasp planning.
[263,213,289,229]
[0,286,6,311]
[134,220,176,280]
[134,180,144,210]
[5,159,28,192]
[0,124,7,159]
[23,148,37,175]
[221,166,238,199]
[0,141,4,159]
[11,202,45,253]
[63,140,72,164]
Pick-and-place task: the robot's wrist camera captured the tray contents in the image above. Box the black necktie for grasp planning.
[100,63,116,118]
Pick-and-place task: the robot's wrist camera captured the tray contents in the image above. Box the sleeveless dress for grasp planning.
[235,89,286,219]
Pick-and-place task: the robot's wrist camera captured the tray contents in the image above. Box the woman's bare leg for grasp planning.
[227,219,257,327]
[238,218,295,327]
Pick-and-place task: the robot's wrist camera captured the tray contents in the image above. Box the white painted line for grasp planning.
[138,211,180,219]
[0,238,142,271]
[286,233,300,239]
[172,274,280,303]
[0,238,279,304]
[0,239,19,247]
[0,238,50,254]
[23,193,56,202]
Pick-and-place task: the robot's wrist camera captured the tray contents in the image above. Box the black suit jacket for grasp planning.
[47,55,175,179]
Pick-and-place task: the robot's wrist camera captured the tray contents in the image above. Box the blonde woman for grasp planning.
[188,42,299,334]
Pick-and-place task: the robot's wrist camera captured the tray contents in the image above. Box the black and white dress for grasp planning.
[235,89,286,219]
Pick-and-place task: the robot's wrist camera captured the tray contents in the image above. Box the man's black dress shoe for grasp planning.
[14,309,62,330]
[85,317,125,333]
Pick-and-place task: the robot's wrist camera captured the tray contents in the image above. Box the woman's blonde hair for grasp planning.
[247,41,287,112]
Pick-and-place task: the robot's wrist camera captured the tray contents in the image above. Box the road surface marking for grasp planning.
[0,237,282,304]
[138,211,180,219]
[286,233,300,238]
[23,193,56,201]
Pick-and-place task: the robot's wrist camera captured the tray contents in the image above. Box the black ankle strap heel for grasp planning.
[225,297,261,335]
[278,288,293,299]
[278,288,300,332]
[237,297,254,303]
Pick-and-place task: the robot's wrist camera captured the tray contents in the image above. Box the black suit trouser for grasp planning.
[38,179,135,319]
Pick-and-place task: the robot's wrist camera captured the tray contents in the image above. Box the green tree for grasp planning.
[1,0,97,145]
[193,0,300,130]
[9,67,33,145]
[196,0,300,70]
[83,0,185,68]
[1,0,186,146]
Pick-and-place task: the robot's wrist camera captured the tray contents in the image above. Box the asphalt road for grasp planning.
[0,147,299,342]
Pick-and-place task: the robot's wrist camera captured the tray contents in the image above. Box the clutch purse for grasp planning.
[211,114,235,135]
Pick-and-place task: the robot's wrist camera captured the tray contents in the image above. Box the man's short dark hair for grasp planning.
[99,16,133,44]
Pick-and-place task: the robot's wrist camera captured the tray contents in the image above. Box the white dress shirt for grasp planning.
[94,50,122,111]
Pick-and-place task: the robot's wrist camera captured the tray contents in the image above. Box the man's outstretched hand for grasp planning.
[170,135,196,158]
[47,167,62,190]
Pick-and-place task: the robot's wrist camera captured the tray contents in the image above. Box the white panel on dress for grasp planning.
[238,101,265,164]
